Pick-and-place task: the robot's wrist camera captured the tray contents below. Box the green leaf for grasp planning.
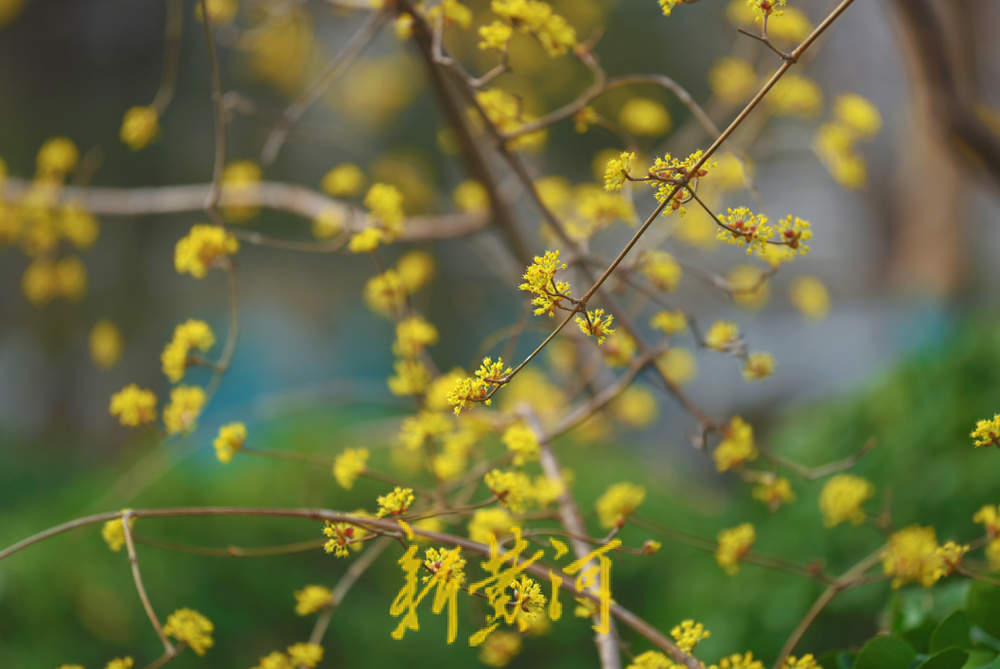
[961,649,998,668]
[967,582,1000,638]
[853,635,917,669]
[931,611,973,652]
[918,648,970,669]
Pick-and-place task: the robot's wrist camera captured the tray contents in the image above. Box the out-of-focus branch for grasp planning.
[0,178,489,243]
[151,0,184,113]
[891,0,1000,189]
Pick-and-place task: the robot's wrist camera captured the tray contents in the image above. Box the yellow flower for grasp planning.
[221,160,262,221]
[250,651,292,669]
[376,486,414,517]
[973,505,1000,538]
[709,58,757,105]
[628,650,673,668]
[286,642,323,668]
[705,320,740,351]
[576,308,616,345]
[790,276,830,319]
[321,163,365,197]
[163,608,214,656]
[109,384,157,427]
[396,250,435,293]
[388,358,432,396]
[767,7,811,42]
[519,250,571,317]
[484,469,531,512]
[196,0,237,26]
[479,629,522,666]
[751,474,795,510]
[672,619,711,653]
[490,0,575,57]
[768,75,822,118]
[650,310,687,335]
[478,20,513,51]
[746,0,787,23]
[213,422,246,463]
[393,316,439,357]
[174,224,238,278]
[612,386,658,428]
[453,179,490,213]
[104,658,134,669]
[596,482,646,528]
[161,319,215,383]
[101,514,135,552]
[783,655,821,669]
[603,331,637,368]
[468,508,515,544]
[619,98,671,137]
[119,106,159,150]
[713,416,757,471]
[742,352,775,381]
[716,523,755,575]
[641,250,682,292]
[333,448,369,489]
[294,585,333,615]
[90,320,123,370]
[502,423,540,465]
[59,203,99,249]
[971,414,1000,447]
[364,182,405,238]
[363,269,407,316]
[882,525,948,588]
[728,264,770,310]
[323,520,362,557]
[36,137,79,178]
[819,474,874,527]
[657,348,697,385]
[311,206,344,239]
[447,357,511,414]
[834,94,882,138]
[715,207,773,254]
[348,227,383,253]
[711,651,765,669]
[163,385,206,435]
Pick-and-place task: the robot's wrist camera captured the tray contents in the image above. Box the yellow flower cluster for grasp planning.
[250,643,324,669]
[474,88,548,152]
[21,256,88,304]
[321,163,366,197]
[705,320,741,352]
[716,523,756,575]
[641,250,683,292]
[478,629,521,666]
[658,348,697,385]
[650,310,687,335]
[713,416,757,471]
[452,180,490,213]
[294,585,334,615]
[351,182,405,252]
[364,251,434,317]
[783,655,822,669]
[213,422,246,464]
[333,447,369,489]
[742,352,775,381]
[974,505,1000,570]
[162,608,214,656]
[602,151,635,192]
[161,319,215,383]
[89,320,123,369]
[814,94,882,189]
[881,525,967,588]
[479,20,513,51]
[619,98,671,137]
[768,75,822,118]
[751,474,795,510]
[576,308,616,345]
[36,137,79,179]
[519,250,571,316]
[468,508,516,544]
[649,151,713,214]
[174,224,239,278]
[221,160,262,221]
[710,58,757,105]
[971,413,1000,447]
[101,514,135,552]
[715,207,772,254]
[501,423,540,465]
[163,385,206,435]
[746,0,786,23]
[109,384,157,427]
[818,474,873,527]
[377,486,415,517]
[448,357,511,414]
[485,469,531,512]
[658,0,698,17]
[790,276,830,319]
[595,482,646,528]
[672,619,711,653]
[488,0,576,57]
[119,106,159,150]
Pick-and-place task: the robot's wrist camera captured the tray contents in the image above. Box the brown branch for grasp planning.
[198,0,227,225]
[0,178,489,242]
[121,511,176,658]
[151,0,184,113]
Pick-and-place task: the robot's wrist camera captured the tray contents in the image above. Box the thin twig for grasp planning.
[199,0,227,225]
[121,511,176,658]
